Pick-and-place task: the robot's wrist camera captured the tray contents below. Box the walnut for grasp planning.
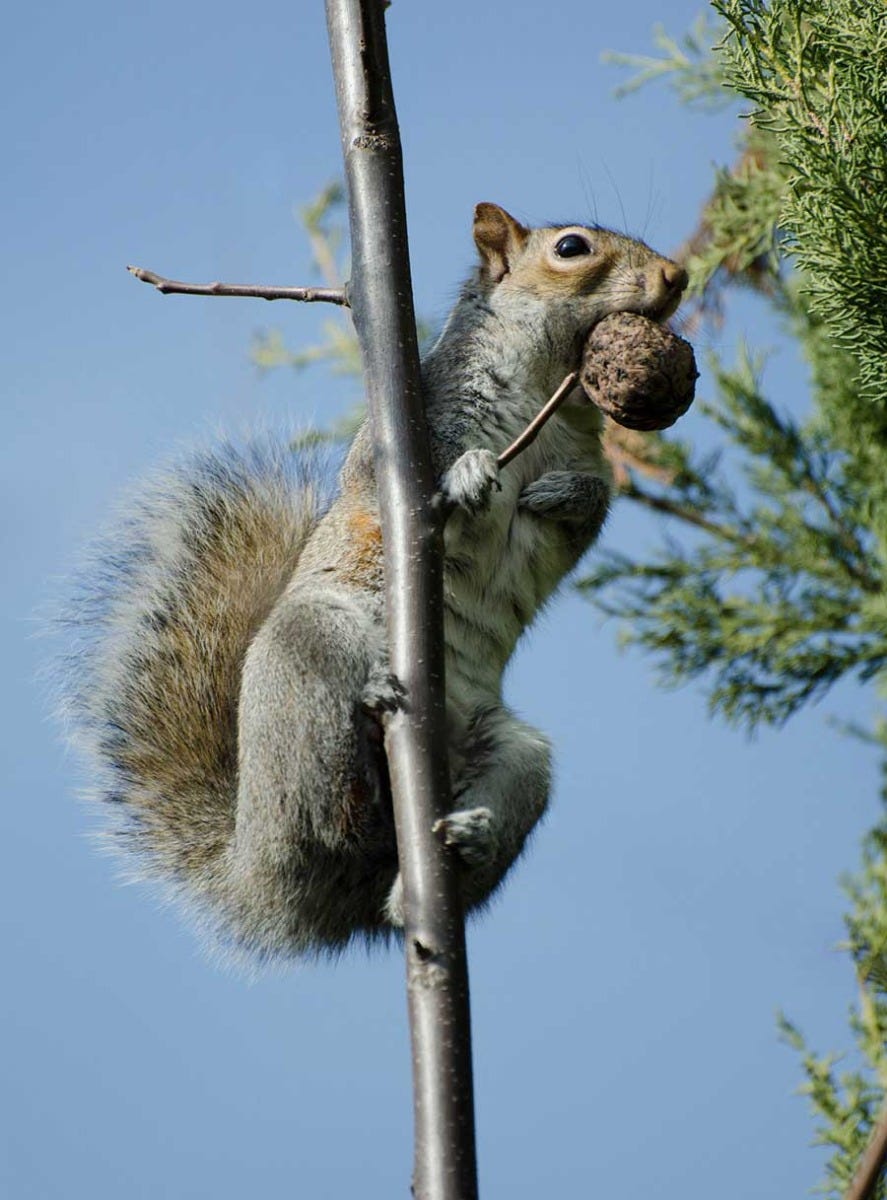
[580,312,698,431]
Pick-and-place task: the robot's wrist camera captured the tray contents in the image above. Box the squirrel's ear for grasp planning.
[473,203,530,282]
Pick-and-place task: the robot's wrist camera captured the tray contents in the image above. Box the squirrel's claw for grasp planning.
[361,668,407,717]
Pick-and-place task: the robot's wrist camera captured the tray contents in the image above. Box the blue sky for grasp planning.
[3,2,880,1197]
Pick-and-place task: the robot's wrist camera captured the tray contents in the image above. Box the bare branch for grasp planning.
[325,3,478,1199]
[497,371,578,469]
[127,265,349,306]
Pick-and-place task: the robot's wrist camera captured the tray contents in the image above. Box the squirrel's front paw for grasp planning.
[433,806,497,867]
[441,449,501,514]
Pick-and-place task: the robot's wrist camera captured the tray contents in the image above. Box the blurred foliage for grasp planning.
[251,183,369,441]
[252,182,363,378]
[253,181,430,442]
[603,13,732,109]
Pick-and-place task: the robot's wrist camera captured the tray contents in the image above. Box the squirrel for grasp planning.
[62,203,687,963]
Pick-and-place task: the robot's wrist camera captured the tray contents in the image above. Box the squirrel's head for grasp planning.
[472,202,688,328]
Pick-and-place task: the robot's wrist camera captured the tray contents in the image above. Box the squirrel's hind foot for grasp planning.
[382,805,497,927]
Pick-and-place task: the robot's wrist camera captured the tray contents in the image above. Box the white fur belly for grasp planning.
[442,486,568,710]
[439,411,607,719]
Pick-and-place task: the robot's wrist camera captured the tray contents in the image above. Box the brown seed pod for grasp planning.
[580,312,698,431]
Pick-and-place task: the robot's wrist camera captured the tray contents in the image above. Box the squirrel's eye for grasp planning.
[554,234,591,258]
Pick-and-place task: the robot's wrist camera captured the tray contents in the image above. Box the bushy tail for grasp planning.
[59,439,326,913]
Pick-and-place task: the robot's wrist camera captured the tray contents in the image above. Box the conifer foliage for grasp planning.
[599,4,887,1195]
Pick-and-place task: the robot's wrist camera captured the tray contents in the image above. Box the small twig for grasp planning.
[497,371,578,469]
[845,1101,887,1200]
[127,266,349,306]
[622,478,758,547]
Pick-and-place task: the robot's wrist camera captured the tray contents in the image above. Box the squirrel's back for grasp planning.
[60,441,326,931]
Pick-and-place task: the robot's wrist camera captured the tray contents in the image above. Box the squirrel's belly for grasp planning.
[442,510,565,705]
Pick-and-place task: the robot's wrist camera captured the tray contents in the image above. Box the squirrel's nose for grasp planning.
[662,263,689,294]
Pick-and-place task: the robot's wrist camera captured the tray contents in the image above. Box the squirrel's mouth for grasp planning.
[631,290,685,324]
[648,294,684,323]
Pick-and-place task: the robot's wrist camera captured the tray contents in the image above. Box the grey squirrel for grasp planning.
[63,203,687,962]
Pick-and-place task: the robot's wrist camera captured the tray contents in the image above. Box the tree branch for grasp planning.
[622,478,756,546]
[845,1102,887,1200]
[324,3,478,1199]
[127,265,349,305]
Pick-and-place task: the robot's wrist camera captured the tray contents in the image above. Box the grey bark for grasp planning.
[324,3,480,1198]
